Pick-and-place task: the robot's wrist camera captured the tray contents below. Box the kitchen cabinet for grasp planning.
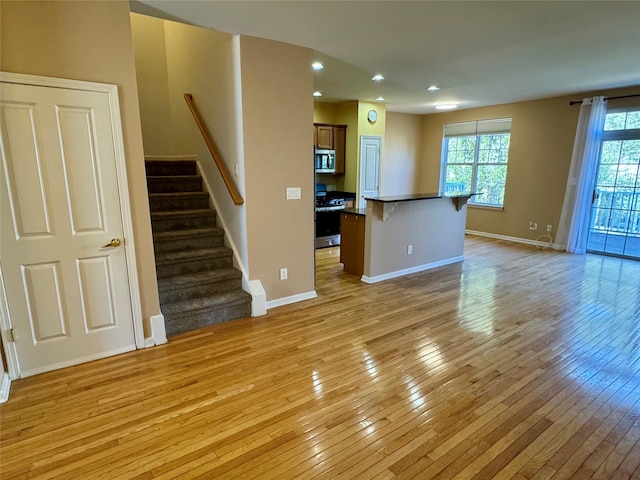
[333,125,346,174]
[314,123,347,175]
[340,211,365,276]
[316,125,333,149]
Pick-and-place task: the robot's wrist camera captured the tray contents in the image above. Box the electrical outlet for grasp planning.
[547,224,552,232]
[279,268,288,280]
[407,245,413,255]
[529,221,537,231]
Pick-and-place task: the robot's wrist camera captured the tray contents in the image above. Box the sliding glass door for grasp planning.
[587,108,640,259]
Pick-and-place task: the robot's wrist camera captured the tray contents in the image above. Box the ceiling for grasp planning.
[131,1,640,114]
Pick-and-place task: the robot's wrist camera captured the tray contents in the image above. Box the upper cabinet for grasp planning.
[333,125,346,175]
[314,123,347,175]
[316,125,333,149]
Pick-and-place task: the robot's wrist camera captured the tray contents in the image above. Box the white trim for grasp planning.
[0,72,146,369]
[361,256,464,284]
[106,80,146,350]
[150,313,167,345]
[248,280,266,317]
[266,290,318,310]
[0,373,11,404]
[465,229,556,248]
[0,265,19,380]
[19,344,136,378]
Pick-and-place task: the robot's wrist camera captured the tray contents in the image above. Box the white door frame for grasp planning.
[358,135,382,208]
[0,72,145,380]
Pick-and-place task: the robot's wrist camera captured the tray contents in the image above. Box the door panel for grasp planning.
[1,82,136,376]
[1,102,52,237]
[359,136,381,208]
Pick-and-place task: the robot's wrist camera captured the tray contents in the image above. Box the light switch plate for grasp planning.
[286,187,301,200]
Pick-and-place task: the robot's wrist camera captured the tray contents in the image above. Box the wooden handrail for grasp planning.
[184,93,244,206]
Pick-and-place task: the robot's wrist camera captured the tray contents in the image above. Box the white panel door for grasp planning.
[359,136,382,208]
[0,82,136,377]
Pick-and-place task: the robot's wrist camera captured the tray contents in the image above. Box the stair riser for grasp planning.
[156,256,233,278]
[145,161,196,176]
[150,196,210,212]
[159,278,242,304]
[147,177,203,194]
[164,301,252,337]
[151,214,216,233]
[154,235,224,253]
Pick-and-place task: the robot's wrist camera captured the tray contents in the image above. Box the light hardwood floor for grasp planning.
[2,235,640,479]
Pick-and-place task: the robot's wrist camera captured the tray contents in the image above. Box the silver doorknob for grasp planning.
[102,238,122,248]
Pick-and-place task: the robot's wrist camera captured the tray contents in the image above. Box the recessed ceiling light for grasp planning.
[435,103,458,110]
[312,62,324,71]
[376,97,385,102]
[427,85,440,92]
[372,74,385,81]
[313,91,323,97]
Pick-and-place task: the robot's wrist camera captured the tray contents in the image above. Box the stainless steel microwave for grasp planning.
[315,149,336,173]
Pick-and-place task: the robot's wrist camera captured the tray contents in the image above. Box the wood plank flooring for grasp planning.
[2,235,640,479]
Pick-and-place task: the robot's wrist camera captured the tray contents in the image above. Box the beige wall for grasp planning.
[129,14,173,155]
[364,198,466,280]
[419,86,640,242]
[1,0,160,334]
[163,21,250,272]
[240,36,315,300]
[338,101,360,193]
[382,112,421,196]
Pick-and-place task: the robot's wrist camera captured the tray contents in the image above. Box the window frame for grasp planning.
[440,118,512,208]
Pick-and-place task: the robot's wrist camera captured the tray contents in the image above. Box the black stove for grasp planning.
[315,196,345,212]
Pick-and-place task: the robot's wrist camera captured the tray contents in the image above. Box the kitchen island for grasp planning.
[341,193,475,282]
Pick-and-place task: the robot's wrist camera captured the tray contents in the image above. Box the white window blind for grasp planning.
[444,118,512,137]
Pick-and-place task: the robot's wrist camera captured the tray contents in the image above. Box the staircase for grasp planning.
[145,160,251,337]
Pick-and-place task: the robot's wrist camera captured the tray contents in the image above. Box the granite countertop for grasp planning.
[364,192,477,203]
[343,207,366,216]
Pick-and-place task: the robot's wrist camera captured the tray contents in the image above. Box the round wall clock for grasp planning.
[367,109,378,123]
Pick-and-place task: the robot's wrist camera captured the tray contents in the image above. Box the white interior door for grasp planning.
[359,136,382,208]
[0,81,136,377]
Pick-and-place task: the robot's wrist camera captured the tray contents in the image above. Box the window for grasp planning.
[440,118,512,207]
[587,107,640,258]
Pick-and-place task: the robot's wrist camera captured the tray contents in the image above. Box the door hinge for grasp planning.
[8,328,15,342]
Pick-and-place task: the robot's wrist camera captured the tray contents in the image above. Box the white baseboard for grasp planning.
[465,229,555,248]
[248,280,267,317]
[149,314,167,346]
[361,256,464,284]
[266,290,318,310]
[0,372,11,404]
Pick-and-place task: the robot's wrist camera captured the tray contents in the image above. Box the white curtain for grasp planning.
[555,96,607,253]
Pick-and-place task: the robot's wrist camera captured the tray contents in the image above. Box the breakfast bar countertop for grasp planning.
[364,192,477,203]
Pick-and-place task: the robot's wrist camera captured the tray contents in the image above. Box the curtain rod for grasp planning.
[569,93,640,106]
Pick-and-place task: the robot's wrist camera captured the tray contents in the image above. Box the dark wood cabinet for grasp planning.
[340,212,365,276]
[333,125,346,174]
[314,123,347,175]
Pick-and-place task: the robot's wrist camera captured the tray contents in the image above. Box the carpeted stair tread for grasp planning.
[146,175,201,180]
[146,158,250,336]
[149,191,209,199]
[158,268,241,292]
[145,160,197,176]
[151,208,215,218]
[162,289,252,315]
[153,227,224,241]
[154,247,232,264]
